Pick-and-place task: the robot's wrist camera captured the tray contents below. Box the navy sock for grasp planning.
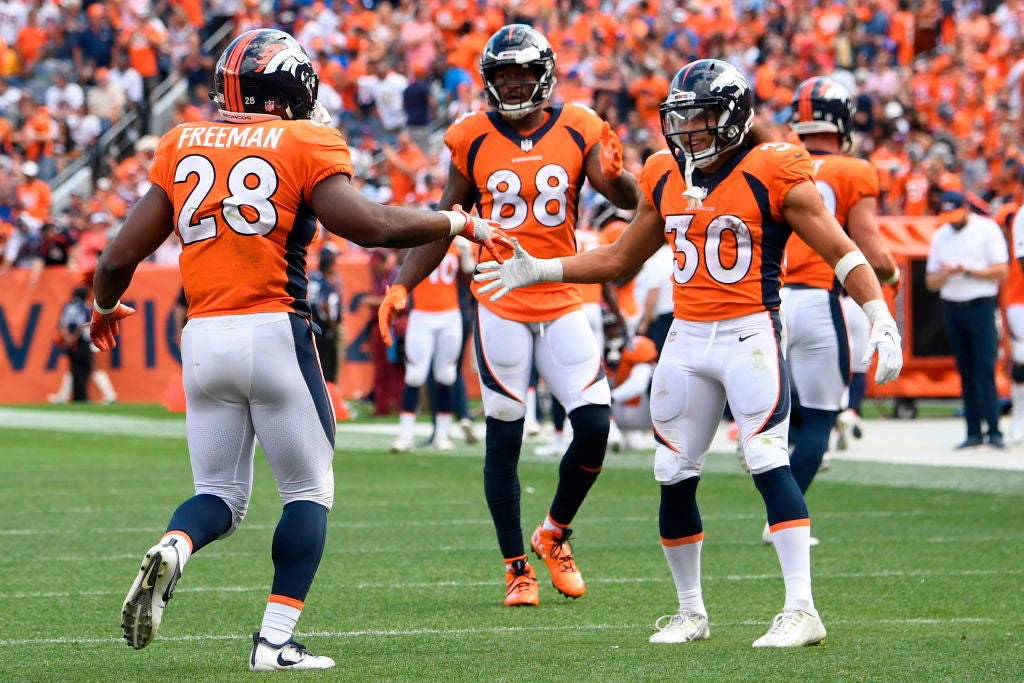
[752,466,808,526]
[551,398,566,432]
[401,384,420,413]
[789,406,837,493]
[848,373,866,414]
[483,417,525,558]
[549,404,609,525]
[658,477,701,539]
[270,500,328,601]
[435,382,455,414]
[166,494,232,552]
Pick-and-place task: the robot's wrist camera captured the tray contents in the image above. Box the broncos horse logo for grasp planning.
[255,44,312,77]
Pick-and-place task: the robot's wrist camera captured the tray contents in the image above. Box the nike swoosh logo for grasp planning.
[738,333,758,342]
[277,651,301,667]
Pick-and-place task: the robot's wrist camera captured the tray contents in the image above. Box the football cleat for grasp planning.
[122,540,183,649]
[432,437,454,451]
[250,632,336,671]
[504,558,539,606]
[752,609,826,648]
[530,525,585,598]
[649,609,710,643]
[390,437,413,453]
[459,418,479,444]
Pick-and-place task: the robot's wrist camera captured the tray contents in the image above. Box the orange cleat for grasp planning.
[530,525,585,598]
[505,558,539,606]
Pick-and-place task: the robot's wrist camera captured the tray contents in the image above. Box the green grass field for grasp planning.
[1,404,1022,682]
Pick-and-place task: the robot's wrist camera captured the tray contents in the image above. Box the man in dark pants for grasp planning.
[925,191,1009,449]
[308,248,343,384]
[58,286,94,402]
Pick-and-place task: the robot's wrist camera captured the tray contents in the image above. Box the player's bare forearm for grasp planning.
[94,262,140,309]
[393,240,452,291]
[603,171,640,211]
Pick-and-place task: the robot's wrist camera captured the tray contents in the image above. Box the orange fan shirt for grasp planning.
[150,118,354,319]
[784,151,879,290]
[411,241,461,313]
[448,104,605,322]
[639,143,813,322]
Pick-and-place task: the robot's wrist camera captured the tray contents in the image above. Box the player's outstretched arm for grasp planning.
[475,197,664,300]
[310,173,510,257]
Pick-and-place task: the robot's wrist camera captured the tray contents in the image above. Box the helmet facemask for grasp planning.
[482,60,555,120]
[661,99,751,169]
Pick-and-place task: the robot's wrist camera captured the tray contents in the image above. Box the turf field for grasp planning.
[1,404,1021,682]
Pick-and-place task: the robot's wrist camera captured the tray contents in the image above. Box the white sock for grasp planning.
[541,514,562,532]
[260,600,302,645]
[398,411,416,441]
[160,532,193,567]
[661,539,706,616]
[435,412,453,441]
[91,369,117,401]
[770,525,816,615]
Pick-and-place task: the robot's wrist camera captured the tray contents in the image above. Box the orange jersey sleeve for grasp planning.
[640,143,812,322]
[784,153,879,290]
[447,104,604,322]
[151,119,354,319]
[411,241,462,312]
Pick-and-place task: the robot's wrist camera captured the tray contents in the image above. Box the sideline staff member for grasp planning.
[925,190,1009,449]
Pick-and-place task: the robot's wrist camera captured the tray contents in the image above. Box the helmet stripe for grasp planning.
[224,30,260,113]
[798,80,815,123]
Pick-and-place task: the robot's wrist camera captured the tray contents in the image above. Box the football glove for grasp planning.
[377,284,408,347]
[474,238,563,301]
[862,299,903,385]
[600,121,623,180]
[90,302,136,352]
[440,204,513,264]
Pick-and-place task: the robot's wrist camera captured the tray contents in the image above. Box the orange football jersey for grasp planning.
[447,104,605,322]
[150,120,354,319]
[784,152,879,290]
[639,143,814,322]
[411,241,461,312]
[600,218,639,319]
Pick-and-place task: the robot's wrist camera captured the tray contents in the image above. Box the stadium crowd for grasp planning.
[1,0,1022,319]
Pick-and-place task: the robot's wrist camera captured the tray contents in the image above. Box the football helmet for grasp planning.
[479,24,556,120]
[212,29,319,121]
[660,59,753,169]
[790,77,855,152]
[620,336,658,366]
[588,197,634,229]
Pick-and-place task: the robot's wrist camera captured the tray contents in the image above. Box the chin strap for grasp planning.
[682,157,706,208]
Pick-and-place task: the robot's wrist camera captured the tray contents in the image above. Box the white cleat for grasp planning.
[534,437,565,457]
[250,632,336,671]
[390,438,413,453]
[459,418,478,444]
[432,437,454,451]
[122,541,183,649]
[752,609,826,648]
[648,609,710,643]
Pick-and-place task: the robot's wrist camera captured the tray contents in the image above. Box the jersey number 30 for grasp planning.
[175,155,279,244]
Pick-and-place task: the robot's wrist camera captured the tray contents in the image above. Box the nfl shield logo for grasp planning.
[265,101,276,113]
[520,139,533,152]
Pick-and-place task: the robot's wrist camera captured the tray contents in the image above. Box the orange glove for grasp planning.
[600,121,623,180]
[89,302,136,352]
[443,204,513,264]
[377,284,408,347]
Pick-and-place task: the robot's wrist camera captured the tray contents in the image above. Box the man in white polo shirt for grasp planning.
[925,191,1009,449]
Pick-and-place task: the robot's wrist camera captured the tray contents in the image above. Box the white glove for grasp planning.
[474,238,563,301]
[862,299,903,385]
[310,102,333,126]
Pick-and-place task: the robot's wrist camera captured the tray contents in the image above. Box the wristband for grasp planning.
[538,258,564,283]
[834,250,870,286]
[94,299,119,315]
[862,299,893,326]
[440,210,467,237]
[881,268,900,286]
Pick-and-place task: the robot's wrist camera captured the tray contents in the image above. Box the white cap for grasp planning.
[21,160,38,176]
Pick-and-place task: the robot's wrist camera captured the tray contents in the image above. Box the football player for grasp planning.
[389,238,475,453]
[475,58,903,646]
[378,24,639,607]
[90,29,509,670]
[780,77,899,541]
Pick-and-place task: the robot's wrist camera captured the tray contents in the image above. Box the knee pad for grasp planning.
[434,362,458,386]
[486,394,527,421]
[743,432,790,475]
[404,362,429,387]
[654,445,700,485]
[649,363,687,444]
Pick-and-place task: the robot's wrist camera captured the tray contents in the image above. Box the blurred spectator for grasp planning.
[15,161,52,223]
[399,5,440,76]
[403,63,435,150]
[108,49,145,118]
[72,1,117,73]
[382,130,426,208]
[45,69,84,114]
[86,66,125,130]
[18,97,58,181]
